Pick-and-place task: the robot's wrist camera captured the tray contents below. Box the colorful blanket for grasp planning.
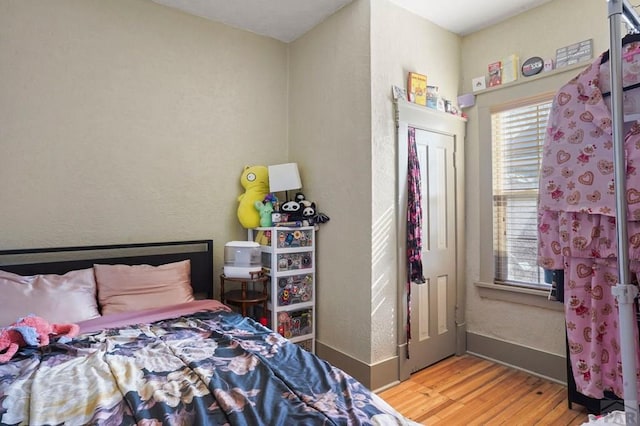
[0,310,416,425]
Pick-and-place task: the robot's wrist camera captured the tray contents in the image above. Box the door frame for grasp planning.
[394,100,467,380]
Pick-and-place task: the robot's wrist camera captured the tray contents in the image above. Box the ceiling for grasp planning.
[151,0,553,43]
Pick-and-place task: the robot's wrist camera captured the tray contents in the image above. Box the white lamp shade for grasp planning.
[268,163,302,193]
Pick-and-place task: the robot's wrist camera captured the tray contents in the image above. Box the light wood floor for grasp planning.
[378,354,590,425]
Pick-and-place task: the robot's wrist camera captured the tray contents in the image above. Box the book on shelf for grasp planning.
[501,54,519,84]
[488,61,502,87]
[407,72,427,106]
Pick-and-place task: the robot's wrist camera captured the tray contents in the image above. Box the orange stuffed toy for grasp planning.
[12,315,79,346]
[0,329,27,363]
[0,315,80,363]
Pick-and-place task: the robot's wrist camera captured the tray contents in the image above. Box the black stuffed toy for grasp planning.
[295,192,330,226]
[280,200,304,221]
[278,192,330,226]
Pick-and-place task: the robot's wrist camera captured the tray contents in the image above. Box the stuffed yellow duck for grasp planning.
[237,165,269,228]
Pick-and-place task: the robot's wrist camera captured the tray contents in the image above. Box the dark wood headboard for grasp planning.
[0,240,214,299]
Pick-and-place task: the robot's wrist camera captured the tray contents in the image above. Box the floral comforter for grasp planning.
[0,310,416,425]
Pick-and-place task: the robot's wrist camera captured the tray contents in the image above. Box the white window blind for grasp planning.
[492,99,552,287]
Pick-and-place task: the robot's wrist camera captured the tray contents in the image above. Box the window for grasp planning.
[492,99,552,287]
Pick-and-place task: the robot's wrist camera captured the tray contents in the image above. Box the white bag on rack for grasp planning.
[582,410,627,425]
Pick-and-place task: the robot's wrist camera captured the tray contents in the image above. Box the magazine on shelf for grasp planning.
[407,72,427,106]
[501,54,519,84]
[488,61,502,87]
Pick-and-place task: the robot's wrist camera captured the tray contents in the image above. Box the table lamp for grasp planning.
[268,163,302,202]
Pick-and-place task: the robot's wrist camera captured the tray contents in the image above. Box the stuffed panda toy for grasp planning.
[280,200,304,221]
[280,192,329,225]
[301,202,316,219]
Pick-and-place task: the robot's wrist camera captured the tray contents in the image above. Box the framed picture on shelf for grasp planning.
[392,85,407,100]
[488,61,502,87]
[472,76,486,92]
[407,72,427,106]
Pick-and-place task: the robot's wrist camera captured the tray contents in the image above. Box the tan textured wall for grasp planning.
[0,0,288,288]
[461,0,609,356]
[370,0,461,362]
[289,0,374,363]
[290,0,461,366]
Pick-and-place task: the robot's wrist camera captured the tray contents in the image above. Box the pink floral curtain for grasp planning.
[406,127,425,358]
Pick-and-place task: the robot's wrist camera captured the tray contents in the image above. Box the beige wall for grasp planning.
[0,0,288,287]
[461,0,609,356]
[370,0,461,362]
[289,0,374,363]
[288,0,462,368]
[461,0,609,95]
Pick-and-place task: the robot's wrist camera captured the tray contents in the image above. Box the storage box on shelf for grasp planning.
[248,226,315,352]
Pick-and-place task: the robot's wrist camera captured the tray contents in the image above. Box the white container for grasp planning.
[224,241,262,278]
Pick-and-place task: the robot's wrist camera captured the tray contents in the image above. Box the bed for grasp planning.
[0,240,418,425]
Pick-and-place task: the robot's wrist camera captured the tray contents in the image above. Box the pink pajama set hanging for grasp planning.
[538,55,640,400]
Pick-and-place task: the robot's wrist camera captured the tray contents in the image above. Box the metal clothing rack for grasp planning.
[607,0,640,423]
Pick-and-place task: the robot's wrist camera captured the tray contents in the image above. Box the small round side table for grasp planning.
[220,270,269,319]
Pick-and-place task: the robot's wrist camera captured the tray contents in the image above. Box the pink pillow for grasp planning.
[0,268,101,327]
[94,260,194,315]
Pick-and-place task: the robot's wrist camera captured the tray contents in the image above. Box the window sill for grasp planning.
[474,281,564,311]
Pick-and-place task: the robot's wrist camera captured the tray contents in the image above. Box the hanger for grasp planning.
[601,31,640,64]
[603,81,640,98]
[601,31,640,97]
